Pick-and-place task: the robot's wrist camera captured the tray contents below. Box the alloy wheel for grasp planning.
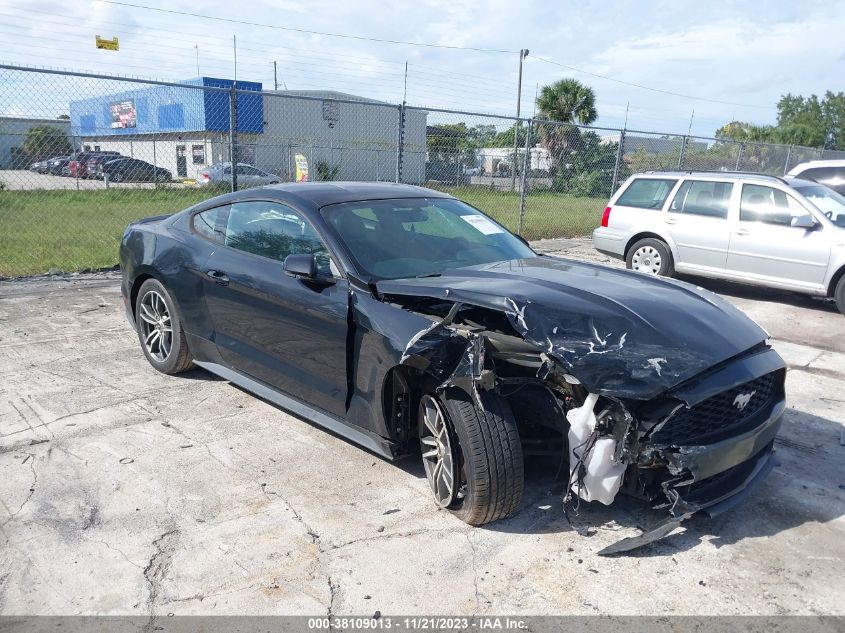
[419,395,459,508]
[138,290,173,362]
[631,245,662,275]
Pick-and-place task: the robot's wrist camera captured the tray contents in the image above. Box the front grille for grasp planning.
[650,371,780,446]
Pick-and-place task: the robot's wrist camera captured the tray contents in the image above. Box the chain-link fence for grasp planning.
[2,63,844,277]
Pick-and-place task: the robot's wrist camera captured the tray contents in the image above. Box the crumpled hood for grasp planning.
[376,256,769,400]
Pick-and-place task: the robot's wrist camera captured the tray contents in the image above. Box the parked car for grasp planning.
[121,182,786,554]
[788,160,845,196]
[67,151,120,179]
[592,171,845,314]
[86,152,123,179]
[99,157,171,183]
[46,156,70,175]
[197,162,281,188]
[29,160,46,173]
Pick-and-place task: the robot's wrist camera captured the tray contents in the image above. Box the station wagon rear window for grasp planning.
[616,178,677,210]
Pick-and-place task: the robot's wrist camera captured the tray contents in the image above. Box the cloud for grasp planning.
[0,0,842,136]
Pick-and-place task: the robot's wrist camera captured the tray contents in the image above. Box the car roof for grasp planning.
[788,159,845,173]
[639,170,794,183]
[636,170,831,188]
[262,181,454,207]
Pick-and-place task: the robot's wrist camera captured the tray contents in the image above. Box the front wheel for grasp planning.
[135,278,193,374]
[419,389,523,525]
[626,238,674,276]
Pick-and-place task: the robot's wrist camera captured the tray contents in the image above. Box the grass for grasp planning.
[0,185,605,277]
[433,187,606,241]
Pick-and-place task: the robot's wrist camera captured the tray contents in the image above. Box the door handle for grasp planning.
[206,269,229,285]
[664,218,677,225]
[734,229,750,236]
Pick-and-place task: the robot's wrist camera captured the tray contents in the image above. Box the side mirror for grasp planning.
[283,253,317,279]
[790,214,819,230]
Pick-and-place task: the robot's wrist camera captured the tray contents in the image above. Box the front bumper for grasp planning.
[599,439,778,555]
[597,388,784,556]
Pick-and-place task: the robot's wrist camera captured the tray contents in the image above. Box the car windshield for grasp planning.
[793,184,845,227]
[321,197,535,279]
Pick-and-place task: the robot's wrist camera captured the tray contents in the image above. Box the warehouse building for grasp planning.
[68,79,425,183]
[0,116,71,169]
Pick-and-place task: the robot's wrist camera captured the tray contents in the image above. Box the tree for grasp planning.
[426,123,485,183]
[552,131,626,197]
[714,91,845,151]
[715,121,774,143]
[481,123,537,148]
[22,125,72,161]
[534,78,598,175]
[536,78,598,126]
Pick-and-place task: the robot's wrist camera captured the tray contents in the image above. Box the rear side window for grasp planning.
[193,206,228,244]
[616,178,677,210]
[669,180,733,219]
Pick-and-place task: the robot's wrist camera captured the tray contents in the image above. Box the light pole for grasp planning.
[511,48,528,192]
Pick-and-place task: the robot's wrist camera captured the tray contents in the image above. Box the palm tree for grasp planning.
[535,78,598,175]
[536,78,598,125]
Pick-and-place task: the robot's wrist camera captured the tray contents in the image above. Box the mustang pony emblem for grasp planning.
[733,390,756,411]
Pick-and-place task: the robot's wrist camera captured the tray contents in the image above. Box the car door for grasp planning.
[725,183,831,289]
[202,199,349,417]
[664,179,734,271]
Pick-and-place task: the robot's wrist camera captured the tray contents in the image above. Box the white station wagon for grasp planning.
[592,171,845,315]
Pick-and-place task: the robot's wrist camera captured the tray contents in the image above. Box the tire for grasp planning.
[419,389,523,525]
[835,275,845,316]
[134,278,193,374]
[626,238,674,277]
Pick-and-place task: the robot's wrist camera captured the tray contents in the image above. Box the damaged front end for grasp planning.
[378,272,786,555]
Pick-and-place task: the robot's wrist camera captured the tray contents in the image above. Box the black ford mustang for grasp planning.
[120,182,786,554]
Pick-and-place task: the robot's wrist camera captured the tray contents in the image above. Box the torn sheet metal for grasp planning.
[377,255,769,400]
[399,316,491,402]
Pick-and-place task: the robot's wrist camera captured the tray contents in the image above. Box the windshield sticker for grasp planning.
[461,215,504,235]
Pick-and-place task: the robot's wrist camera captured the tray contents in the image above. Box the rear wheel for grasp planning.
[834,275,845,316]
[135,279,193,374]
[419,389,523,525]
[626,238,674,276]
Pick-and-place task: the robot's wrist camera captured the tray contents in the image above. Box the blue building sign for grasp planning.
[70,77,264,137]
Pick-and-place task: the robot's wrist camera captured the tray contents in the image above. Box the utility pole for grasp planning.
[194,44,200,76]
[273,60,278,90]
[403,61,408,102]
[511,48,528,192]
[233,35,237,82]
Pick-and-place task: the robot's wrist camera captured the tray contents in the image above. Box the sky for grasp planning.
[0,0,843,137]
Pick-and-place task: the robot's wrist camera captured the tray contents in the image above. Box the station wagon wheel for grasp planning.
[632,245,662,274]
[419,395,459,508]
[134,278,193,374]
[626,238,674,277]
[139,290,172,362]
